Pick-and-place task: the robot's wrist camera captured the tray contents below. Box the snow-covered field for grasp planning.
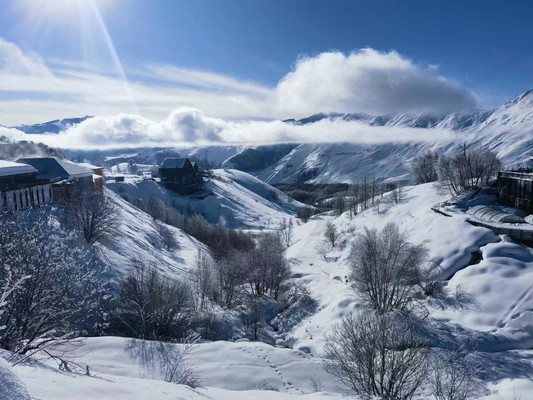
[5,182,533,399]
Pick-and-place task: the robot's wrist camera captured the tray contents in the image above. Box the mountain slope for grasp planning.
[234,90,533,183]
[98,190,209,284]
[107,169,306,229]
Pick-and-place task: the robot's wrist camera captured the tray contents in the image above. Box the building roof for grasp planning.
[79,162,103,170]
[499,170,533,181]
[16,157,92,181]
[467,205,526,224]
[160,157,189,169]
[0,160,37,177]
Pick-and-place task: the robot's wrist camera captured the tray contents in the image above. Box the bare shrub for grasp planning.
[0,211,105,353]
[334,196,345,216]
[126,338,201,387]
[411,151,439,184]
[316,240,331,261]
[438,147,501,196]
[429,347,485,400]
[417,263,475,311]
[307,374,323,392]
[350,223,427,313]
[324,221,338,248]
[116,263,194,340]
[158,340,201,387]
[324,311,428,400]
[286,281,311,305]
[158,223,179,252]
[145,197,166,220]
[297,207,314,222]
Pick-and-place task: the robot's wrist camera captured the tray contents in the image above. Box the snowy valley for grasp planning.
[2,93,533,400]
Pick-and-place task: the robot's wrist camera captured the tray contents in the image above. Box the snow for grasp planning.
[107,169,305,229]
[97,190,208,283]
[35,337,343,394]
[0,356,31,400]
[0,160,37,177]
[6,181,533,399]
[12,336,347,400]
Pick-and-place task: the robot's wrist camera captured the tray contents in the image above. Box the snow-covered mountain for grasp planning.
[224,90,533,183]
[15,89,533,184]
[7,116,92,134]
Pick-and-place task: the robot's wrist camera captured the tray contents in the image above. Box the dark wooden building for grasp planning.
[16,157,94,200]
[0,160,52,211]
[497,169,533,212]
[159,158,202,194]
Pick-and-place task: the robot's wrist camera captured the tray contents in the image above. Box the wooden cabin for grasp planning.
[497,169,533,213]
[159,158,202,194]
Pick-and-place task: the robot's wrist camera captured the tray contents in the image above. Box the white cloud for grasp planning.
[0,38,480,127]
[12,107,455,150]
[276,49,477,117]
[0,38,52,77]
[0,39,477,149]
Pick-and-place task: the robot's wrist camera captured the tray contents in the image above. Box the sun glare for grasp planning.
[17,0,117,23]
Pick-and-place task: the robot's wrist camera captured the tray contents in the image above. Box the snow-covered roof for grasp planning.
[467,205,526,223]
[160,157,188,169]
[16,157,92,181]
[79,162,103,170]
[0,160,37,177]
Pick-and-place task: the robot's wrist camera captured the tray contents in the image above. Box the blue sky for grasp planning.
[0,0,532,125]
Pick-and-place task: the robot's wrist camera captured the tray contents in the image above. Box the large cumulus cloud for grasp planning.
[276,49,477,117]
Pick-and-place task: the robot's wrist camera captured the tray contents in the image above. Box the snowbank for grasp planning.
[0,357,31,400]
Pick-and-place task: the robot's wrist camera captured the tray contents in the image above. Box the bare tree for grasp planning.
[438,147,501,196]
[247,234,290,300]
[278,218,293,247]
[193,251,215,311]
[324,311,428,400]
[411,151,439,184]
[334,196,345,216]
[214,252,246,309]
[349,223,427,313]
[241,296,263,340]
[116,262,194,340]
[0,211,106,353]
[324,221,338,248]
[67,183,119,244]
